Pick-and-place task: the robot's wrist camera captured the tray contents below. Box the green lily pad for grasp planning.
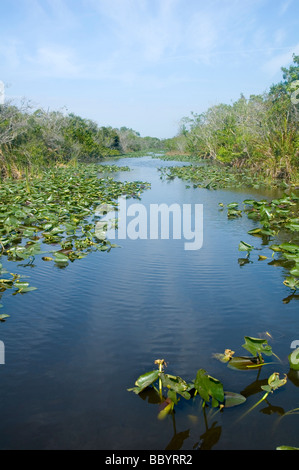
[0,313,10,321]
[227,356,264,370]
[242,336,273,358]
[283,277,299,290]
[194,369,224,407]
[224,391,246,408]
[160,373,192,400]
[128,370,160,394]
[239,241,254,252]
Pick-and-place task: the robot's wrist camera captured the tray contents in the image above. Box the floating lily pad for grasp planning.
[194,369,224,407]
[128,370,159,395]
[239,241,254,252]
[0,313,10,321]
[224,391,246,408]
[227,356,264,370]
[242,336,273,358]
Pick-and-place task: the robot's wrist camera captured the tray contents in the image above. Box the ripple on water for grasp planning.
[0,156,297,450]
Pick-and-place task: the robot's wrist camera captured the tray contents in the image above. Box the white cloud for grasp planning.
[24,0,78,30]
[274,29,286,46]
[0,39,22,70]
[26,46,81,78]
[263,43,299,77]
[85,0,181,63]
[1,0,298,137]
[84,0,267,68]
[279,0,293,15]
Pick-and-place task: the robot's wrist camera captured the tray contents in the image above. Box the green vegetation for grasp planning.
[128,356,247,420]
[158,161,292,190]
[237,372,287,422]
[158,176,299,295]
[0,162,150,321]
[0,103,162,178]
[1,56,297,185]
[214,336,276,370]
[163,54,299,184]
[129,335,299,450]
[218,195,299,295]
[1,53,298,450]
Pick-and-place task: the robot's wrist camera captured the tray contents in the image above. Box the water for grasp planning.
[0,156,298,450]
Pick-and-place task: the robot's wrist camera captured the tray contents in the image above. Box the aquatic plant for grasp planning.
[218,194,299,293]
[276,445,299,450]
[163,56,299,184]
[213,336,276,370]
[0,163,149,264]
[128,334,297,442]
[0,163,151,321]
[128,334,299,451]
[158,163,293,190]
[237,372,287,422]
[128,358,246,421]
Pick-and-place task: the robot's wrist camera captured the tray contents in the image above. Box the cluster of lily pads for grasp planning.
[158,164,292,190]
[0,163,150,321]
[128,357,247,420]
[128,336,299,450]
[218,194,299,293]
[159,158,299,293]
[0,263,37,321]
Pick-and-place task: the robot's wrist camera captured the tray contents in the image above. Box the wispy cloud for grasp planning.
[2,0,297,82]
[0,39,22,70]
[279,0,293,15]
[23,0,79,30]
[263,43,299,77]
[83,0,293,69]
[85,0,182,63]
[26,46,81,78]
[0,0,298,136]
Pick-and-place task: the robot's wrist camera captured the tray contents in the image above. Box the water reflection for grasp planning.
[134,360,299,451]
[194,416,221,451]
[0,156,298,450]
[138,388,221,451]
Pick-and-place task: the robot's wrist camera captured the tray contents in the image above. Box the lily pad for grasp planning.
[0,313,10,321]
[128,370,159,394]
[194,369,224,407]
[227,356,264,370]
[239,241,254,252]
[242,336,273,358]
[224,391,246,408]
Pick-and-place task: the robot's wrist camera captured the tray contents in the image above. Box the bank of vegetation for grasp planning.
[164,55,299,184]
[0,103,162,179]
[0,56,298,185]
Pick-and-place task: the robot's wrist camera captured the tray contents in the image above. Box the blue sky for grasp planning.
[1,0,298,138]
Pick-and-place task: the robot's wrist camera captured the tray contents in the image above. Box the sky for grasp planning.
[0,0,299,139]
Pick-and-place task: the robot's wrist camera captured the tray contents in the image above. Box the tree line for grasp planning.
[0,102,161,178]
[164,55,299,181]
[1,55,298,181]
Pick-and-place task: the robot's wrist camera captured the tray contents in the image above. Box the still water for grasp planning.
[0,156,298,450]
